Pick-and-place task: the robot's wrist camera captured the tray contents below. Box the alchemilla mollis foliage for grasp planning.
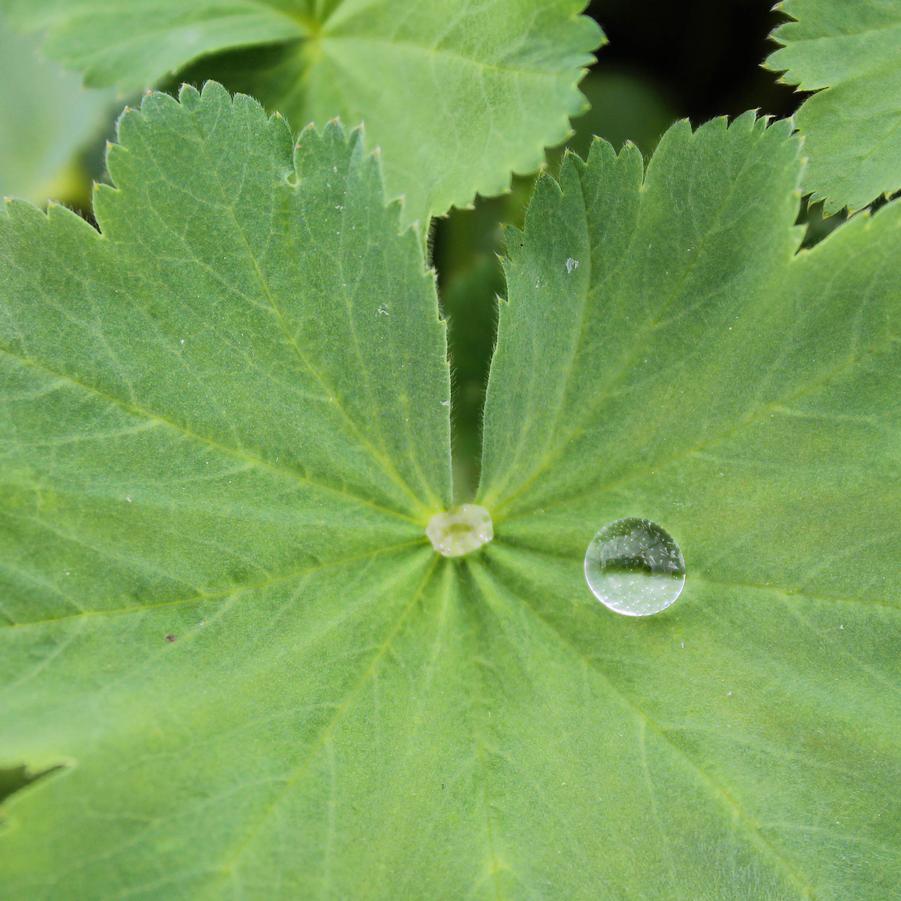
[766,0,901,213]
[1,0,604,226]
[1,1,899,898]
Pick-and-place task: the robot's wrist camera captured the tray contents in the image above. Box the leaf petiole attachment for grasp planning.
[425,505,494,558]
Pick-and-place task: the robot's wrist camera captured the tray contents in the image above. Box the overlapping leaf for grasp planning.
[2,0,603,225]
[765,0,901,212]
[1,86,899,898]
[0,10,111,203]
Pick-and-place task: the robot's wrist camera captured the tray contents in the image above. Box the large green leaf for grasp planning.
[478,115,900,897]
[0,10,111,203]
[2,0,602,226]
[765,0,901,213]
[2,86,899,898]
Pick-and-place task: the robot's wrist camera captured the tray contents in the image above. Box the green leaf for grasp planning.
[0,10,111,203]
[435,67,676,497]
[765,0,901,213]
[3,0,603,225]
[1,0,303,87]
[0,83,453,893]
[2,87,899,898]
[478,114,900,898]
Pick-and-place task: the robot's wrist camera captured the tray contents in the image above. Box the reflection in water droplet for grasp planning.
[426,505,493,558]
[584,518,685,616]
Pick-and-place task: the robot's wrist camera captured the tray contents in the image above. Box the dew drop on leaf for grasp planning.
[426,505,493,558]
[584,518,686,616]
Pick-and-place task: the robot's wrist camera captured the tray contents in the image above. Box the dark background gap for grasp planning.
[435,0,818,501]
[592,0,797,123]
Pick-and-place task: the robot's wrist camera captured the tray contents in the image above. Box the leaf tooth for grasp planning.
[177,82,201,106]
[731,109,760,133]
[197,78,231,107]
[0,197,49,229]
[45,200,99,240]
[136,86,180,119]
[103,140,130,194]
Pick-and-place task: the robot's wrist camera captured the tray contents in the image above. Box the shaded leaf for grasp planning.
[765,0,901,212]
[3,0,603,224]
[0,10,111,203]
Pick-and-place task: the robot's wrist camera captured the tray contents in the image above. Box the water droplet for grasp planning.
[426,504,493,558]
[377,304,389,316]
[565,257,579,274]
[584,518,686,616]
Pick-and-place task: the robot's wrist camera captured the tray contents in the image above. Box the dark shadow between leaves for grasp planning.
[0,764,65,811]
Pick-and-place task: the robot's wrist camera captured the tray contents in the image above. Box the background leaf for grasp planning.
[3,0,603,225]
[1,0,302,87]
[0,10,111,204]
[765,0,901,213]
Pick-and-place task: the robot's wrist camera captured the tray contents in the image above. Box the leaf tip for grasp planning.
[177,82,202,107]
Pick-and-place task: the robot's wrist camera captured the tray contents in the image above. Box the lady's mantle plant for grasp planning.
[0,1,899,898]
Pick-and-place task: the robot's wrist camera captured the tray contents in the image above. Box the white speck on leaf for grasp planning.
[377,304,389,316]
[125,495,133,503]
[565,257,579,274]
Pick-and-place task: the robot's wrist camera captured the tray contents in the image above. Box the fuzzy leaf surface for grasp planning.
[0,83,457,896]
[765,0,901,212]
[1,0,603,225]
[2,88,899,899]
[478,115,900,899]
